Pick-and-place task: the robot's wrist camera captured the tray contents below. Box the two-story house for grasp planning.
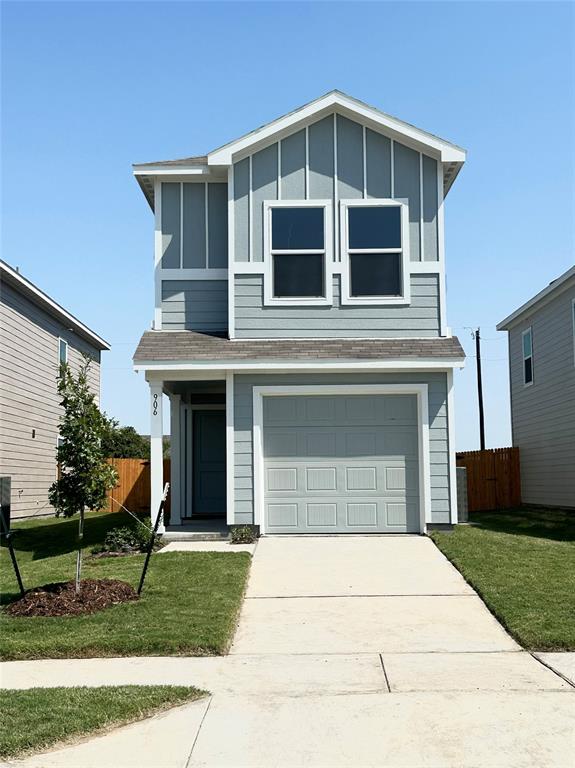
[133,91,466,534]
[0,260,109,519]
[497,266,575,509]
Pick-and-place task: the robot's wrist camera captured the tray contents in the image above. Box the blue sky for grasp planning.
[2,1,573,449]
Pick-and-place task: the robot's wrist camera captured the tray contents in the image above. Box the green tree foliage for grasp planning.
[49,358,118,592]
[102,424,150,459]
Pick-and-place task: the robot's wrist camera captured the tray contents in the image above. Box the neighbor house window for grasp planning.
[58,338,68,365]
[340,200,410,305]
[263,201,332,306]
[522,327,533,385]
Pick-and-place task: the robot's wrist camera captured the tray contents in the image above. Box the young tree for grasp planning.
[49,357,118,593]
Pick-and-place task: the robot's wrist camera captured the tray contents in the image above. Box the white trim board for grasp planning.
[250,383,432,535]
[136,358,465,374]
[208,91,466,168]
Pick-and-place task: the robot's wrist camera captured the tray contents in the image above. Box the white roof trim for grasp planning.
[134,357,465,373]
[207,91,466,166]
[497,265,575,331]
[0,260,110,350]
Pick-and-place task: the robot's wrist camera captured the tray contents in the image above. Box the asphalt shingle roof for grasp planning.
[134,331,465,364]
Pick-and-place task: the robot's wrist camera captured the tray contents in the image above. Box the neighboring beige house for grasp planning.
[0,260,110,519]
[498,265,575,509]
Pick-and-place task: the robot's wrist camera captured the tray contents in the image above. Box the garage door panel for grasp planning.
[346,502,378,527]
[306,503,338,527]
[263,395,421,533]
[266,467,298,492]
[267,503,298,527]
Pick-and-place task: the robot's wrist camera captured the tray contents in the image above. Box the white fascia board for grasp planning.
[133,166,211,176]
[497,266,575,331]
[134,357,465,374]
[0,261,110,350]
[207,92,466,167]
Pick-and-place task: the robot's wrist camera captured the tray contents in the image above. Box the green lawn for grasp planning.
[431,507,575,651]
[0,685,206,759]
[1,511,251,660]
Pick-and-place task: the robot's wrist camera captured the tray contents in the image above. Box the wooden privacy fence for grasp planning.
[456,448,521,512]
[104,458,171,518]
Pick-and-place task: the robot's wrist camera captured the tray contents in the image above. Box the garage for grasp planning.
[261,393,421,534]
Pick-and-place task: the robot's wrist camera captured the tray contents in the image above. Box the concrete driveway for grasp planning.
[194,536,574,767]
[5,536,574,768]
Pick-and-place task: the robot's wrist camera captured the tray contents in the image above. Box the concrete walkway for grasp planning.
[2,536,574,767]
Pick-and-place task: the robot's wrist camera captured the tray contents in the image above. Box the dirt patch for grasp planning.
[5,579,139,617]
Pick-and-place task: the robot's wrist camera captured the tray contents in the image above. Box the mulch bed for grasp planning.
[5,579,139,617]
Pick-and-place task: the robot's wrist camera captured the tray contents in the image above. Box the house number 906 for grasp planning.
[152,393,158,416]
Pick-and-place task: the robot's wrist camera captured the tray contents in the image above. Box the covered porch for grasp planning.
[147,372,233,535]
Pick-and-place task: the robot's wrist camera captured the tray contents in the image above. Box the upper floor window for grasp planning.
[58,338,68,366]
[522,327,533,385]
[263,201,333,306]
[340,199,410,306]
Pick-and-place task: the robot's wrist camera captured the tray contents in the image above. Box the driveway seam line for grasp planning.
[185,695,213,767]
[378,654,392,693]
[245,593,476,600]
[529,652,575,690]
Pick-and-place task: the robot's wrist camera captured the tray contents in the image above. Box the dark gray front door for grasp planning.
[192,410,226,517]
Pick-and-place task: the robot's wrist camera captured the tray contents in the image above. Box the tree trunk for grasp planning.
[75,509,84,594]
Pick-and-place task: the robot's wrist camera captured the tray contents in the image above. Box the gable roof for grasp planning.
[497,265,575,331]
[0,260,110,350]
[133,90,466,207]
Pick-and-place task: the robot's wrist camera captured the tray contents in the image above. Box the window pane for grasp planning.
[524,356,533,384]
[273,253,324,298]
[348,206,401,249]
[59,339,67,364]
[272,207,324,250]
[522,330,532,358]
[350,252,402,297]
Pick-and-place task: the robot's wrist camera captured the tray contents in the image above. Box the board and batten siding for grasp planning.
[233,113,439,264]
[234,273,440,338]
[161,280,228,332]
[508,283,575,508]
[233,372,452,526]
[0,282,102,518]
[160,182,228,270]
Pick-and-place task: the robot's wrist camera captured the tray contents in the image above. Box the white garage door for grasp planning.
[262,394,420,534]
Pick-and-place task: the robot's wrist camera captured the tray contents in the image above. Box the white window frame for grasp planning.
[340,198,411,306]
[58,338,68,365]
[263,199,333,307]
[522,327,533,387]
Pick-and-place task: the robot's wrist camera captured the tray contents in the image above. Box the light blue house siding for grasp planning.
[234,274,440,338]
[161,280,228,332]
[233,372,452,526]
[161,182,228,270]
[233,113,439,265]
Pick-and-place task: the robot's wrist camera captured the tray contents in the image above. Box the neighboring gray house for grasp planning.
[132,91,467,534]
[0,260,110,518]
[498,266,575,509]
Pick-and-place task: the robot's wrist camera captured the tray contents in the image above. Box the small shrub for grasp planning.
[92,518,157,555]
[230,525,257,544]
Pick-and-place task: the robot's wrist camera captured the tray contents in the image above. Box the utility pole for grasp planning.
[474,328,486,450]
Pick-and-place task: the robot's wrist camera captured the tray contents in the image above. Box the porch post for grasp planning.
[149,381,165,533]
[169,393,182,526]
